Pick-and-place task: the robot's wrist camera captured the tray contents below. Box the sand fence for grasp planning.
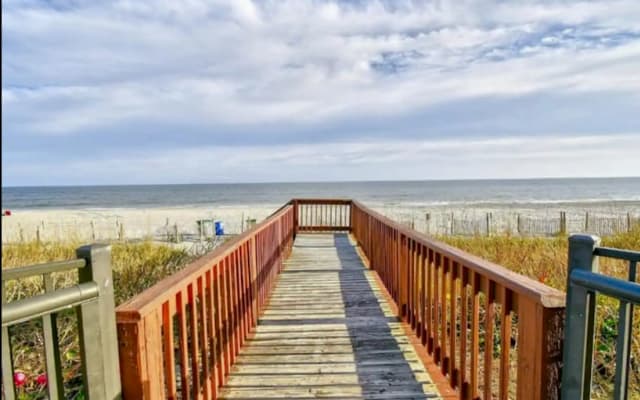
[2,206,638,244]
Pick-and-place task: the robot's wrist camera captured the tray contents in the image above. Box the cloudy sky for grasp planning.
[2,0,640,186]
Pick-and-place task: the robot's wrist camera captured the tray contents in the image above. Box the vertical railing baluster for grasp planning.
[460,265,469,398]
[187,283,201,399]
[177,289,191,400]
[484,280,496,400]
[449,261,458,386]
[205,269,218,399]
[197,276,210,399]
[613,259,636,400]
[213,264,225,386]
[162,299,177,399]
[2,279,16,400]
[42,273,65,399]
[440,256,448,375]
[426,248,434,353]
[471,271,480,399]
[433,253,441,362]
[499,287,512,400]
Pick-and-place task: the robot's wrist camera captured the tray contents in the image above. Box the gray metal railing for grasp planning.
[561,234,640,400]
[2,244,121,400]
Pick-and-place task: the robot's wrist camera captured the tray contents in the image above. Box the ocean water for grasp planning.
[2,177,639,210]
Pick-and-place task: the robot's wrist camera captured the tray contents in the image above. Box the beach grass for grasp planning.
[2,228,639,398]
[2,240,194,399]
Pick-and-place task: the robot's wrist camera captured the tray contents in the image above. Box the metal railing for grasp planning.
[2,244,121,400]
[562,234,640,400]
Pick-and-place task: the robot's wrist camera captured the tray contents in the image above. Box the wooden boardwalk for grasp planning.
[220,233,441,399]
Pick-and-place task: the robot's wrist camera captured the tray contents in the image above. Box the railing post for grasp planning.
[561,234,600,400]
[76,244,122,400]
[293,200,299,235]
[517,299,564,400]
[250,236,259,327]
[117,313,164,399]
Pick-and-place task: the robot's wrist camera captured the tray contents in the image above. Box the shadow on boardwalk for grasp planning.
[221,233,437,399]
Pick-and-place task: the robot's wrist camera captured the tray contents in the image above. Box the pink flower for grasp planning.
[36,374,48,386]
[13,371,27,387]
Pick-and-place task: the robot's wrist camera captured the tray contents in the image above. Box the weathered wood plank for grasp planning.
[219,234,441,399]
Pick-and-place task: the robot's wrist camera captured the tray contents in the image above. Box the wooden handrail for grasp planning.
[351,200,566,400]
[115,198,569,400]
[116,204,294,320]
[292,198,352,232]
[115,204,295,399]
[351,200,565,308]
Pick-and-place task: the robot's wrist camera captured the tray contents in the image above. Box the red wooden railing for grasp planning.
[115,204,294,399]
[293,199,351,231]
[351,200,566,400]
[115,199,567,400]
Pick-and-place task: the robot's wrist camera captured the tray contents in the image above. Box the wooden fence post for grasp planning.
[450,212,454,235]
[560,212,567,235]
[628,212,632,232]
[486,212,492,236]
[425,213,431,234]
[174,223,179,243]
[517,214,522,235]
[585,212,589,232]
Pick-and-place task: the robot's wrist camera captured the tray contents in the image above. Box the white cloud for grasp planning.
[2,0,640,183]
[4,133,639,185]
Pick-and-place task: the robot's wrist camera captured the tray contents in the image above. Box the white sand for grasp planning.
[1,206,277,243]
[2,202,638,243]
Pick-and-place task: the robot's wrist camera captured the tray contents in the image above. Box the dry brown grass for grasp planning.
[3,229,638,398]
[2,240,194,399]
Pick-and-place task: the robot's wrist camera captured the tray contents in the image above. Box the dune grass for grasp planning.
[2,240,194,399]
[2,229,638,398]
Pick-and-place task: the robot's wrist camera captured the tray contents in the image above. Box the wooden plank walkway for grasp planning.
[220,233,441,399]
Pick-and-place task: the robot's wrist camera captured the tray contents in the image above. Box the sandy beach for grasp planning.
[2,201,638,243]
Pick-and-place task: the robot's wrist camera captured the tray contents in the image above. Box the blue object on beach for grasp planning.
[215,221,224,236]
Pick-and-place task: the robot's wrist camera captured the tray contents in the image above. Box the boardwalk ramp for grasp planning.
[220,233,441,399]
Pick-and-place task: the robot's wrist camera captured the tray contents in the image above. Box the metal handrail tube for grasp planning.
[593,246,640,262]
[570,269,640,304]
[2,282,99,326]
[2,259,86,281]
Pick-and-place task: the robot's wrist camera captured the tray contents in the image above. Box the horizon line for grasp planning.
[2,175,640,189]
